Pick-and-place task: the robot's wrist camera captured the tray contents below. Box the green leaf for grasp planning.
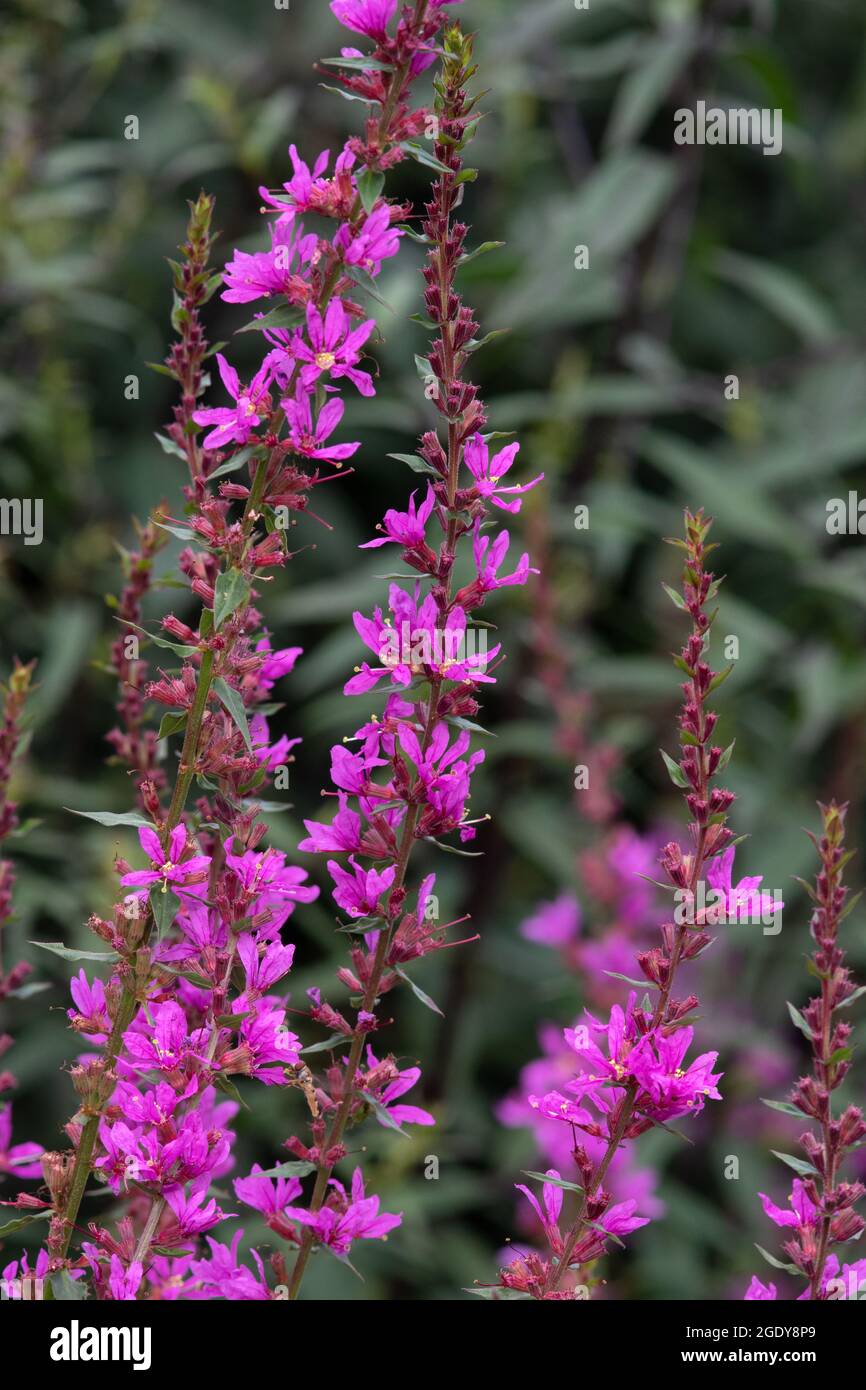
[238,305,304,335]
[771,1150,819,1178]
[386,452,438,475]
[458,240,505,266]
[423,836,483,857]
[207,443,265,481]
[444,716,496,738]
[123,621,199,659]
[661,581,687,611]
[49,1270,89,1301]
[213,676,254,753]
[357,167,385,215]
[464,329,510,354]
[755,1244,801,1276]
[66,807,150,828]
[837,984,866,1011]
[465,1286,532,1300]
[659,749,689,788]
[213,568,249,630]
[214,1074,249,1109]
[255,1160,318,1179]
[149,885,180,939]
[603,969,659,989]
[157,711,188,741]
[154,432,187,461]
[400,140,452,173]
[716,740,735,772]
[786,1001,812,1040]
[760,1098,803,1118]
[707,663,735,694]
[29,941,118,963]
[319,83,375,106]
[394,965,444,1017]
[359,1089,410,1136]
[0,1210,51,1238]
[521,1170,584,1194]
[320,55,394,72]
[300,1032,349,1055]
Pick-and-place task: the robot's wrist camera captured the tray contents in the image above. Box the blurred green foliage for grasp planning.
[1,0,865,1299]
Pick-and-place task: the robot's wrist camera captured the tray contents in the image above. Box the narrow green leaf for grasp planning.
[213,568,249,631]
[30,941,118,963]
[213,676,253,753]
[660,749,689,788]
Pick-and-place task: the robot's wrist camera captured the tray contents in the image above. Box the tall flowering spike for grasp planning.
[745,802,866,1302]
[474,509,753,1301]
[40,3,455,1296]
[279,21,541,1300]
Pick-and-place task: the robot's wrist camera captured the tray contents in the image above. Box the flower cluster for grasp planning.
[274,23,541,1299]
[745,801,866,1301]
[479,509,745,1300]
[2,0,469,1299]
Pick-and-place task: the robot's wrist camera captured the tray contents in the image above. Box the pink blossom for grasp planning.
[327,855,396,919]
[284,1167,401,1254]
[192,353,273,449]
[282,386,360,466]
[294,300,376,396]
[463,434,543,513]
[120,823,210,892]
[330,0,397,40]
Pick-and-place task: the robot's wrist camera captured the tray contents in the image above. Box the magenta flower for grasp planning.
[463,435,543,513]
[123,1000,210,1074]
[191,353,273,449]
[364,1047,435,1128]
[470,522,537,594]
[253,638,304,697]
[190,1231,271,1301]
[330,0,397,40]
[221,999,301,1081]
[221,219,318,303]
[360,485,436,550]
[163,1183,231,1241]
[745,1275,778,1300]
[237,934,296,996]
[515,1169,564,1252]
[327,855,396,919]
[120,823,210,893]
[0,1104,43,1180]
[67,969,111,1041]
[298,793,363,854]
[345,584,500,695]
[294,300,376,396]
[260,145,356,218]
[234,1162,303,1216]
[284,1167,401,1254]
[627,1028,723,1122]
[282,386,360,466]
[758,1179,819,1230]
[338,205,402,276]
[108,1255,144,1301]
[705,846,781,924]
